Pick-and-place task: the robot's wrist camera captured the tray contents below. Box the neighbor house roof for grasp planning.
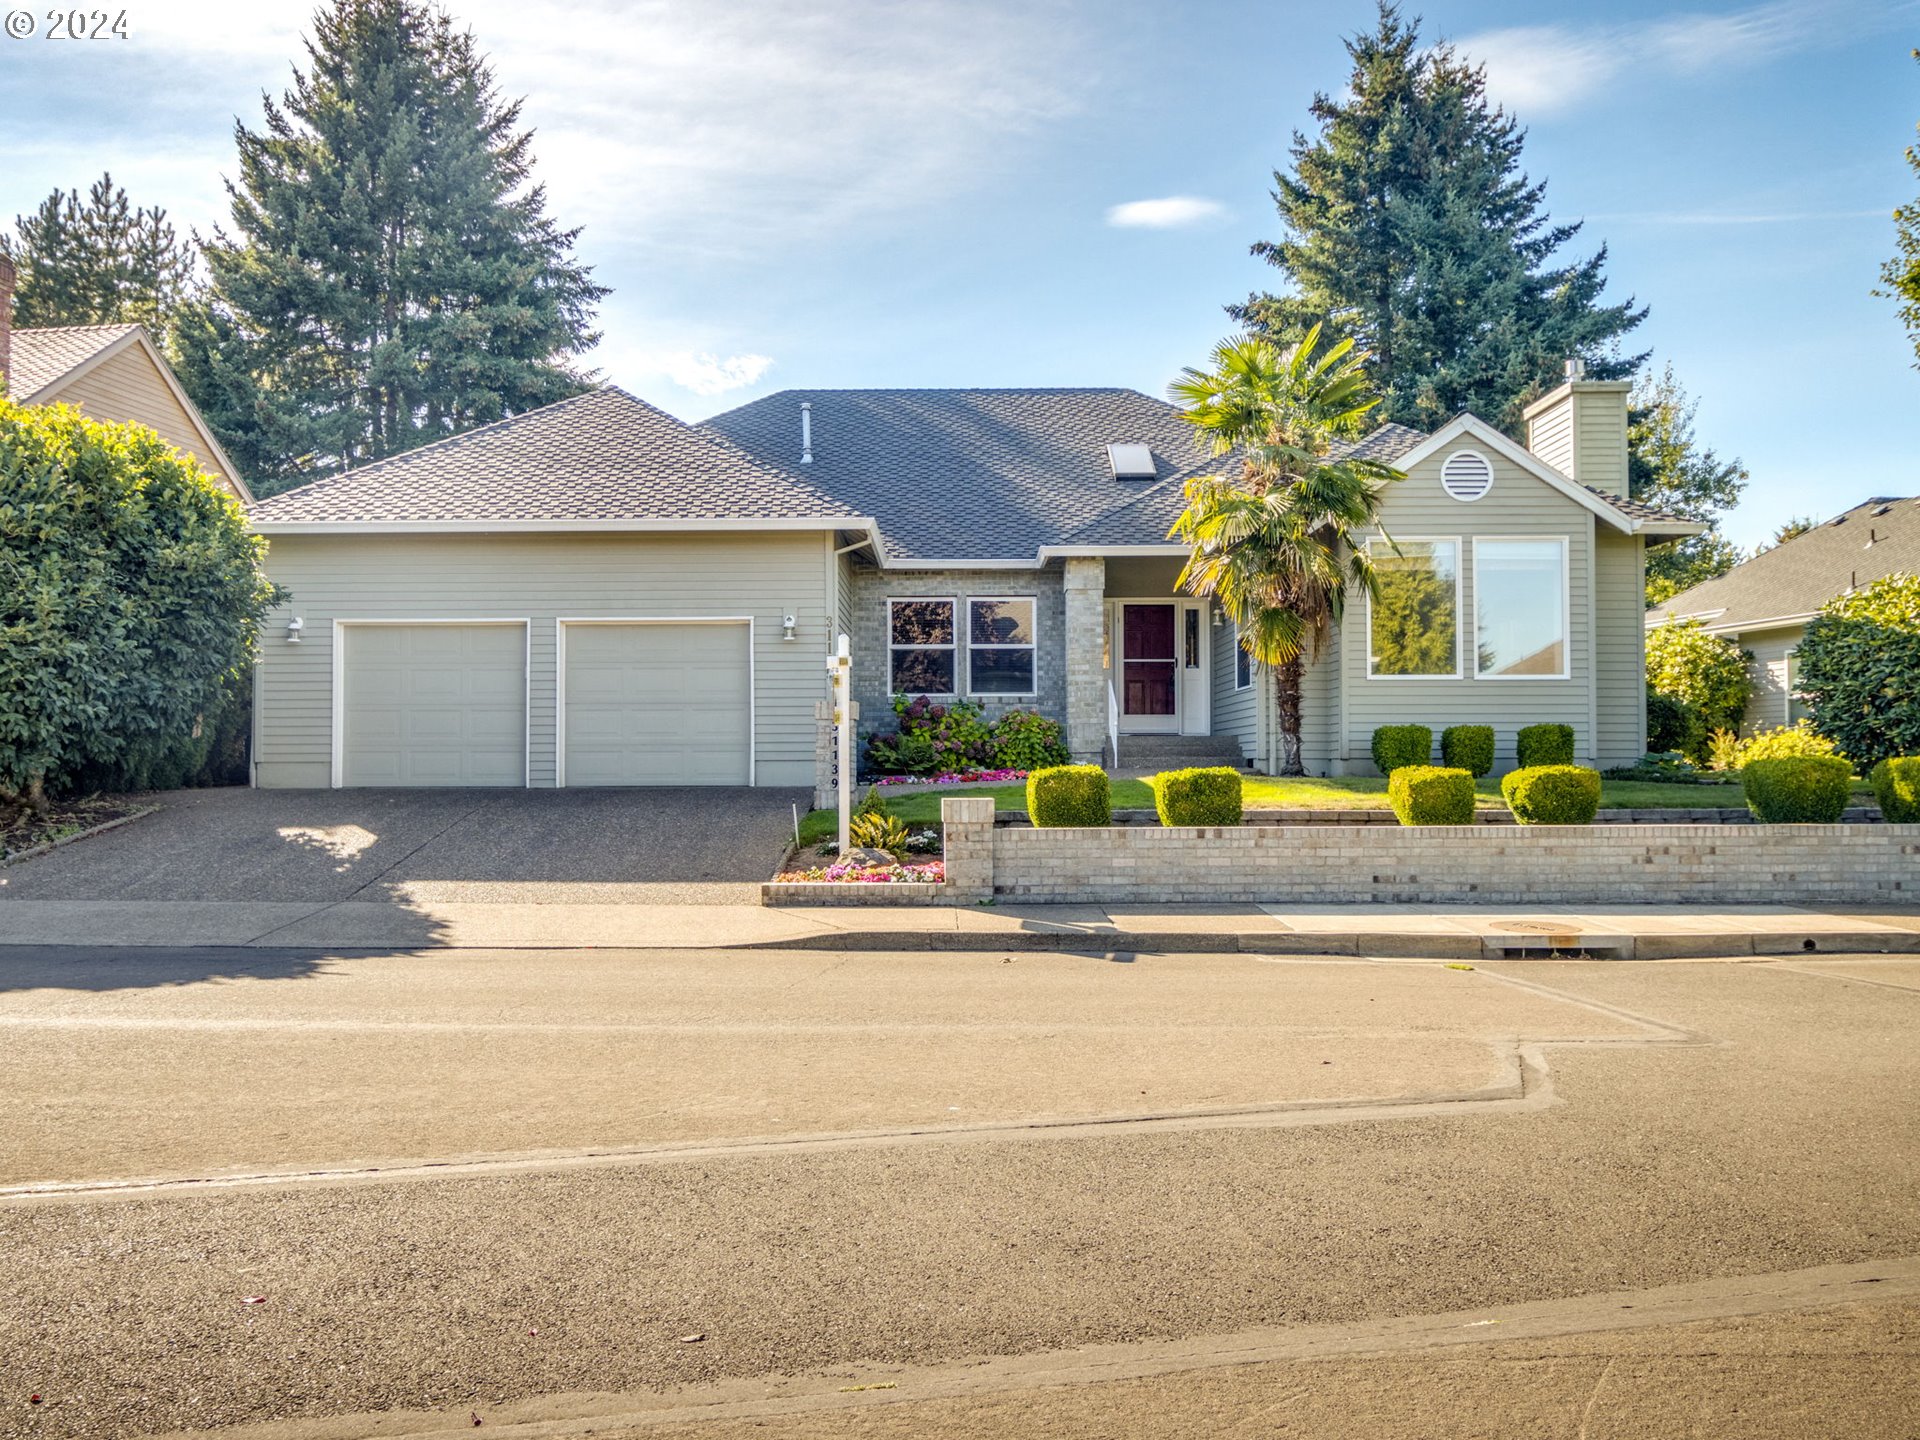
[250,386,865,530]
[700,387,1218,561]
[3,323,142,401]
[1648,495,1920,633]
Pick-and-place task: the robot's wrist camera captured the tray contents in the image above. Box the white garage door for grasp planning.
[340,624,526,786]
[562,622,751,786]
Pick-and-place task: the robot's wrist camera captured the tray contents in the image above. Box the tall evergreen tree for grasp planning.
[1234,3,1647,431]
[4,174,197,330]
[1878,49,1920,371]
[175,0,606,494]
[1628,363,1749,606]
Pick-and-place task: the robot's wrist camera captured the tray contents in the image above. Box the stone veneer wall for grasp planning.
[935,801,1920,906]
[847,563,1067,746]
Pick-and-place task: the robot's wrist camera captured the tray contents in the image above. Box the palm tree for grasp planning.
[1169,325,1403,775]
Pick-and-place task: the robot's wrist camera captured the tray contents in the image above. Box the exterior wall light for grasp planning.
[287,616,304,644]
[781,613,798,641]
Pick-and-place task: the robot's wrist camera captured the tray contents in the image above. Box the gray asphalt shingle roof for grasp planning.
[4,324,141,399]
[1649,495,1920,630]
[250,387,854,524]
[700,387,1220,560]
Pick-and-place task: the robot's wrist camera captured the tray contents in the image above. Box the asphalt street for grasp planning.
[0,949,1914,1438]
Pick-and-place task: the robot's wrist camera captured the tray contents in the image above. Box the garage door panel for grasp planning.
[342,624,526,787]
[562,623,750,786]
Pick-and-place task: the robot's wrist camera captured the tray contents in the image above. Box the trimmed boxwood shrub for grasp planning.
[1741,756,1853,824]
[1440,724,1495,777]
[1515,723,1576,769]
[1501,765,1602,825]
[1371,724,1433,776]
[1154,767,1243,827]
[1387,765,1476,826]
[1869,757,1920,824]
[1027,764,1111,827]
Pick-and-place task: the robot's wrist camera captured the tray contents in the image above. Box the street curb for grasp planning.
[741,928,1920,959]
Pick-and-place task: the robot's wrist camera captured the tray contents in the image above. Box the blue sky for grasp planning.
[3,0,1916,547]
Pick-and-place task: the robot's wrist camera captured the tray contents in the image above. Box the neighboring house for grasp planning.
[244,372,1697,789]
[0,260,252,504]
[1648,496,1920,733]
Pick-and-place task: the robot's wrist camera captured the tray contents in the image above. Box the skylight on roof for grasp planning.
[1106,443,1155,480]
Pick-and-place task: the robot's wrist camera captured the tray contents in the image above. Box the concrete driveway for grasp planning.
[0,785,810,906]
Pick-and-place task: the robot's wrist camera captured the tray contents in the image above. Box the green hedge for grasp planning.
[1500,765,1601,825]
[1027,765,1112,827]
[1741,756,1853,824]
[1870,757,1920,824]
[1371,724,1433,776]
[1153,767,1243,827]
[1440,724,1495,777]
[1387,766,1476,826]
[1515,723,1576,769]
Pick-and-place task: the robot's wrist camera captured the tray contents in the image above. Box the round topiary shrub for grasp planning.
[1793,573,1920,769]
[1741,756,1853,824]
[1440,724,1495,777]
[1515,723,1576,769]
[1371,724,1433,776]
[1869,756,1920,824]
[1153,767,1243,827]
[1026,764,1111,827]
[1387,765,1476,826]
[1500,764,1602,825]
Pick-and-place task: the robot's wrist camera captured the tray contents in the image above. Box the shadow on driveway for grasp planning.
[0,786,809,905]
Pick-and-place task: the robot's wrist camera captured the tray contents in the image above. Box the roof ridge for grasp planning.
[13,322,144,337]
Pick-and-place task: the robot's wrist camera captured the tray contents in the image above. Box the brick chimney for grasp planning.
[1522,358,1632,496]
[0,252,13,397]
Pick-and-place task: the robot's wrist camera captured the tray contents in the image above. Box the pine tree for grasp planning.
[4,174,197,330]
[1878,49,1920,371]
[1234,3,1647,431]
[1628,364,1749,606]
[175,0,606,494]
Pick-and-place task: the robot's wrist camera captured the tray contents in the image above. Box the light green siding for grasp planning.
[1593,526,1649,766]
[1333,442,1604,773]
[1734,624,1808,734]
[1210,621,1258,764]
[256,531,837,788]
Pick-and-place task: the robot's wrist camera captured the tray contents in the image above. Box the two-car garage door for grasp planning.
[336,621,751,787]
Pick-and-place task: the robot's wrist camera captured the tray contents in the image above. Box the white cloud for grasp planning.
[1456,0,1907,117]
[626,350,774,398]
[1105,196,1227,229]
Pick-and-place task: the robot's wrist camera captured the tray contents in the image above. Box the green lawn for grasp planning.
[797,772,1792,842]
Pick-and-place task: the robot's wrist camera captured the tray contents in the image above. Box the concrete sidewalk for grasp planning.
[3,894,1920,958]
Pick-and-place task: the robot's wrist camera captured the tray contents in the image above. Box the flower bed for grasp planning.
[774,859,946,884]
[872,769,1026,788]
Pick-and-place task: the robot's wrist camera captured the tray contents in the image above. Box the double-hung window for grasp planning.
[1367,538,1461,678]
[888,599,957,695]
[967,598,1036,695]
[1474,539,1569,679]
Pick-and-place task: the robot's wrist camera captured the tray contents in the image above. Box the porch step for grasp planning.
[1113,735,1247,769]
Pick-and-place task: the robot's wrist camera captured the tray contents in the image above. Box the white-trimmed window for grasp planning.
[1475,538,1570,680]
[889,598,957,695]
[1232,622,1252,690]
[1367,538,1462,678]
[1786,648,1811,725]
[967,597,1036,695]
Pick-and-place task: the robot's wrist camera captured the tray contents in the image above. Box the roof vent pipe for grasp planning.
[800,402,813,465]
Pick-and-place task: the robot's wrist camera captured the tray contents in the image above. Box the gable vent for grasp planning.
[1106,443,1156,481]
[1440,449,1494,502]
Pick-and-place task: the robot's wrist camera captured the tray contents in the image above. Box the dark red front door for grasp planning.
[1122,604,1177,718]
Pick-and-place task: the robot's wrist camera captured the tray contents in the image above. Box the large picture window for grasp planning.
[967,597,1036,695]
[1368,539,1460,678]
[889,598,956,694]
[1475,539,1569,679]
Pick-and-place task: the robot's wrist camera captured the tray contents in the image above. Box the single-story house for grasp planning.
[1648,496,1920,733]
[0,259,251,503]
[245,372,1697,788]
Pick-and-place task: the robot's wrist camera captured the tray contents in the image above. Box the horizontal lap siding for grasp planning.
[48,346,242,498]
[1738,625,1806,734]
[1594,527,1648,766]
[1210,623,1257,765]
[256,531,835,787]
[1338,447,1598,772]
